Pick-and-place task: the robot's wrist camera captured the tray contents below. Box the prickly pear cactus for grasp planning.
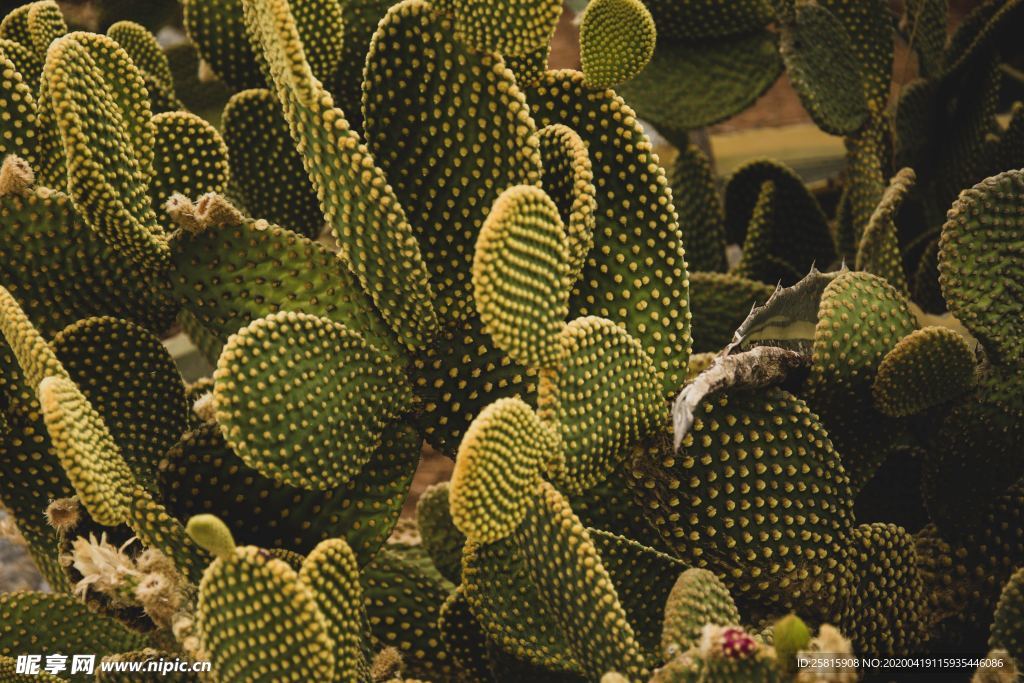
[0,0,1022,681]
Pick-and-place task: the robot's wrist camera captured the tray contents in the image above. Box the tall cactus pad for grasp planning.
[671,144,727,273]
[149,112,230,220]
[818,0,894,112]
[550,316,665,493]
[990,567,1024,665]
[642,0,773,41]
[662,568,741,659]
[939,170,1024,366]
[244,0,438,350]
[221,88,323,236]
[515,481,647,678]
[416,482,466,584]
[473,185,569,368]
[430,0,562,56]
[38,375,136,526]
[580,0,656,89]
[529,71,692,392]
[451,397,554,544]
[44,32,168,272]
[537,123,596,286]
[214,311,413,490]
[872,327,976,417]
[298,539,369,682]
[856,168,915,297]
[363,0,542,324]
[197,544,336,682]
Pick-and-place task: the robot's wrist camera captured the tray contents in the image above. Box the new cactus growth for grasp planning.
[1,0,1023,681]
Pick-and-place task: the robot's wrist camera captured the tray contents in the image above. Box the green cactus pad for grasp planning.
[412,315,537,455]
[244,0,439,350]
[568,460,669,551]
[651,626,783,682]
[549,316,665,493]
[579,0,656,89]
[0,5,32,48]
[51,316,188,491]
[529,71,692,392]
[734,181,800,284]
[938,170,1024,366]
[450,397,554,544]
[363,0,542,324]
[840,122,887,257]
[0,51,42,167]
[106,20,180,112]
[160,421,418,562]
[872,326,975,417]
[904,0,947,78]
[327,0,393,132]
[723,159,835,275]
[514,480,647,678]
[537,123,596,288]
[0,656,63,682]
[671,144,727,274]
[44,32,169,272]
[298,538,369,681]
[0,183,178,338]
[779,2,869,136]
[462,536,578,672]
[221,88,323,237]
[841,523,927,656]
[803,271,917,488]
[0,35,41,86]
[169,211,400,361]
[25,1,65,63]
[617,31,783,133]
[149,111,230,220]
[642,0,773,41]
[588,528,689,665]
[197,544,336,682]
[856,168,915,297]
[634,388,855,618]
[214,310,412,490]
[990,567,1024,665]
[362,546,458,679]
[818,0,894,113]
[688,272,775,353]
[438,586,493,680]
[661,568,741,659]
[38,374,137,526]
[129,486,208,584]
[429,0,562,56]
[415,482,465,584]
[0,592,147,660]
[0,283,67,392]
[473,185,569,368]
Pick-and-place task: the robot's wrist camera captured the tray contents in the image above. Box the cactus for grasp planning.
[1,0,1023,681]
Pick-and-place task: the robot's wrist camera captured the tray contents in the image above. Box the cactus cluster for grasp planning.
[0,0,1023,681]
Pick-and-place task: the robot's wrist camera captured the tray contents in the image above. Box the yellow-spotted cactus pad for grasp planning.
[473,185,570,368]
[818,0,894,113]
[514,480,647,679]
[363,0,543,324]
[856,168,915,298]
[416,482,466,584]
[633,388,855,618]
[661,568,741,659]
[671,143,727,273]
[107,20,180,112]
[580,0,656,89]
[221,88,324,236]
[938,169,1024,366]
[642,0,773,41]
[990,567,1024,665]
[529,71,692,392]
[688,272,775,353]
[197,544,336,682]
[451,397,555,544]
[549,316,666,493]
[298,538,369,682]
[430,0,562,57]
[44,32,169,272]
[872,326,976,417]
[25,1,65,62]
[149,111,230,220]
[37,375,136,526]
[537,123,596,288]
[243,0,439,351]
[214,310,413,490]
